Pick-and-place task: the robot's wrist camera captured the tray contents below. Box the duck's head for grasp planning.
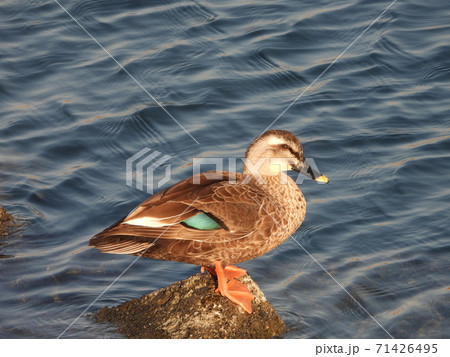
[244,129,329,183]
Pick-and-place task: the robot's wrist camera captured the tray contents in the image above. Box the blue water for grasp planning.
[1,0,449,338]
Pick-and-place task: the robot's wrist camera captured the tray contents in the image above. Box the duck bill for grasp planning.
[296,160,329,184]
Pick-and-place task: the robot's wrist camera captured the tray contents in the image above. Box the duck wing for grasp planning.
[89,171,268,258]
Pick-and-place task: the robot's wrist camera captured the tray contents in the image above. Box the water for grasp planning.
[1,0,449,338]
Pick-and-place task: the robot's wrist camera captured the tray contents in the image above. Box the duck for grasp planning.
[90,129,328,313]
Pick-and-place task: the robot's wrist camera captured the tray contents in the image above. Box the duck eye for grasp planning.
[281,144,290,150]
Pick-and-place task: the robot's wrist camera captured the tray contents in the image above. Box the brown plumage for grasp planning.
[90,130,328,312]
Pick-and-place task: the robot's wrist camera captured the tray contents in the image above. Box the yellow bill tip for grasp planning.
[314,174,329,184]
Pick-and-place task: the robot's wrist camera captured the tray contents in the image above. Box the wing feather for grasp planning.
[89,171,266,256]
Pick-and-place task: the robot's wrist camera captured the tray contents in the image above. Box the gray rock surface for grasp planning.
[95,272,285,338]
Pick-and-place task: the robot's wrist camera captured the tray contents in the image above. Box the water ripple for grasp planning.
[1,0,449,339]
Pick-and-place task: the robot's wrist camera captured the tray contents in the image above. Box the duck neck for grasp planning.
[244,170,301,202]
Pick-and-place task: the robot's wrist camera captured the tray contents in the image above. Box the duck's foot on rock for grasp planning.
[213,261,254,313]
[94,273,285,339]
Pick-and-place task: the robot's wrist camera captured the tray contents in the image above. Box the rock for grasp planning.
[95,272,285,338]
[0,205,15,237]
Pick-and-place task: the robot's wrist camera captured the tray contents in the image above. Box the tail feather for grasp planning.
[90,230,156,255]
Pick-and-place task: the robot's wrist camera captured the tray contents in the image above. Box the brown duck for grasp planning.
[90,130,328,313]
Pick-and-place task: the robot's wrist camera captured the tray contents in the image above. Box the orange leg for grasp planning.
[202,261,254,313]
[201,265,215,275]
